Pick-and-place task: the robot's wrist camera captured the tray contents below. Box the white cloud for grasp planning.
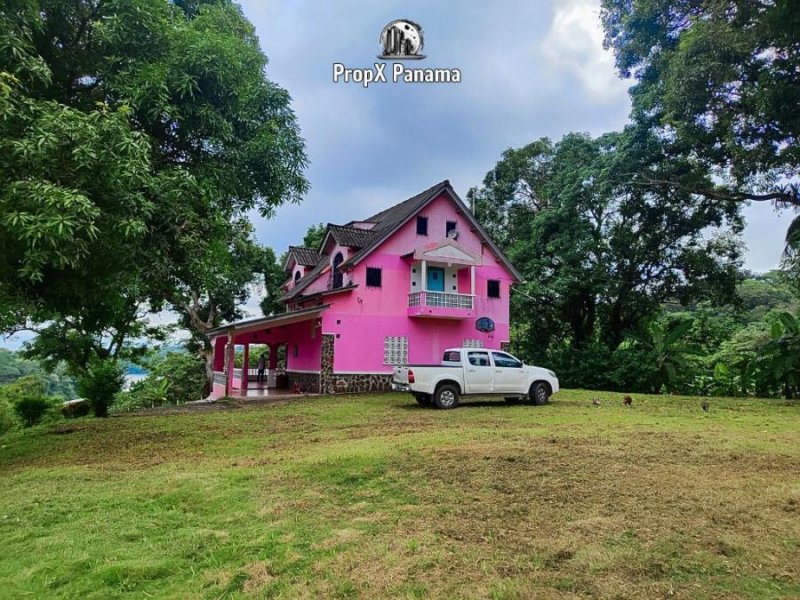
[542,0,630,105]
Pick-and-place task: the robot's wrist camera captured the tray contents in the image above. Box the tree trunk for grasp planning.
[202,345,214,398]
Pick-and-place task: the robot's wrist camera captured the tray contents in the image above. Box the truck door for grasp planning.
[464,351,493,393]
[490,351,526,393]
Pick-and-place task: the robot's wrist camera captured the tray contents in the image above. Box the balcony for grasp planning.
[408,291,474,319]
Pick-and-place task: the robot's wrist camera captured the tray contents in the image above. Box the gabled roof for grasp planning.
[340,180,523,281]
[326,224,375,248]
[284,246,320,269]
[280,180,522,304]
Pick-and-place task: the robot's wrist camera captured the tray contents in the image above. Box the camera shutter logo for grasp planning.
[378,19,425,60]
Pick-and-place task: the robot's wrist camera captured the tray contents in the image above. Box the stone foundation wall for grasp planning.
[500,342,511,352]
[327,373,393,394]
[319,334,335,394]
[286,371,320,394]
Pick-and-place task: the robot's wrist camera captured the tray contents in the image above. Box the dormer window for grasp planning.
[446,220,457,237]
[294,271,301,283]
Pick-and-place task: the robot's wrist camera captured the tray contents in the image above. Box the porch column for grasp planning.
[268,344,278,370]
[225,336,235,396]
[421,260,427,292]
[242,343,249,390]
[470,265,476,295]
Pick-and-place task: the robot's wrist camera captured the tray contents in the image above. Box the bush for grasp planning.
[0,399,18,435]
[153,352,206,404]
[14,395,57,427]
[78,358,125,417]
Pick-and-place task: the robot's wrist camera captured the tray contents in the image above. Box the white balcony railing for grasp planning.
[408,291,473,310]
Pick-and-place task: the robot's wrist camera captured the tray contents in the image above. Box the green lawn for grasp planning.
[1,390,799,599]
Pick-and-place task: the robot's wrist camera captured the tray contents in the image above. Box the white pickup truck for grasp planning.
[391,348,559,409]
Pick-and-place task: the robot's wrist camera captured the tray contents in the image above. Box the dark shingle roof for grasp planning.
[326,224,375,248]
[287,246,320,267]
[340,180,451,269]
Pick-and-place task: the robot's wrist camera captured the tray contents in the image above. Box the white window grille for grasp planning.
[383,336,408,365]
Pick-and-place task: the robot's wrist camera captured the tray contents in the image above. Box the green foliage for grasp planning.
[1,0,308,377]
[0,396,17,435]
[302,223,327,250]
[114,351,205,412]
[0,375,56,427]
[470,130,741,368]
[77,358,125,418]
[758,311,800,398]
[60,399,91,419]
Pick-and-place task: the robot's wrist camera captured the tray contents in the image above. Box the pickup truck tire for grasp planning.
[529,382,550,405]
[434,383,460,409]
[414,393,432,406]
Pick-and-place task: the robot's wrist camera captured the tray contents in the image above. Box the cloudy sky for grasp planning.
[0,0,791,350]
[243,0,790,274]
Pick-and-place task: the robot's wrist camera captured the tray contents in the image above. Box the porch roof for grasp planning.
[206,305,330,339]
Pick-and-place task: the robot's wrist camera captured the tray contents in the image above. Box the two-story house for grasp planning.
[206,180,522,397]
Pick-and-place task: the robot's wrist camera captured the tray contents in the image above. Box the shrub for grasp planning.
[78,358,125,417]
[114,377,170,412]
[153,352,206,404]
[14,396,56,427]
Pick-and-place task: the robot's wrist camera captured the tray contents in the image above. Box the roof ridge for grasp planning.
[364,179,450,225]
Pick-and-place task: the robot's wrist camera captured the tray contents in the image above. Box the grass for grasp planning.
[1,389,799,599]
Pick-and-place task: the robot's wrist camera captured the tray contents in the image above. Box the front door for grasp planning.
[464,351,494,393]
[426,267,445,291]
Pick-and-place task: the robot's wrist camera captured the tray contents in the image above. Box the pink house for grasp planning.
[207,180,522,397]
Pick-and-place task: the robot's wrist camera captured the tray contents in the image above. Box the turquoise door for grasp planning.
[426,267,445,291]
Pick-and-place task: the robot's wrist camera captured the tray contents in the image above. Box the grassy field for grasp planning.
[1,390,799,599]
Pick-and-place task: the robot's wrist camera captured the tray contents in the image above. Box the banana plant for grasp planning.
[759,312,800,399]
[645,320,698,393]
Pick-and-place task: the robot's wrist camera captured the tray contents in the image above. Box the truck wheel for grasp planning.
[434,383,460,409]
[414,393,431,406]
[529,382,550,406]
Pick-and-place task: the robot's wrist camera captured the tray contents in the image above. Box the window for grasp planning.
[446,220,457,237]
[383,336,408,365]
[366,267,382,288]
[442,351,461,363]
[487,279,500,298]
[467,351,490,367]
[294,271,301,283]
[491,352,522,368]
[463,339,484,348]
[416,216,428,236]
[332,252,344,289]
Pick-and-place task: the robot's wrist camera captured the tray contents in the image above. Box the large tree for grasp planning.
[469,127,742,365]
[0,0,308,377]
[600,0,800,249]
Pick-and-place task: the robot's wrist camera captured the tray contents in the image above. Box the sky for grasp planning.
[242,0,791,274]
[0,0,792,350]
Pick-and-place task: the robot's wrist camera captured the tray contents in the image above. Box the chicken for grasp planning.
[592,398,601,406]
[701,400,709,412]
[623,395,633,407]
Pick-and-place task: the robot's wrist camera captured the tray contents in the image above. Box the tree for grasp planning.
[601,0,800,259]
[0,1,308,383]
[302,223,327,250]
[469,129,742,372]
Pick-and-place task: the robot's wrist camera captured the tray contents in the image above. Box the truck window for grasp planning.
[491,352,522,368]
[442,351,461,363]
[467,351,490,367]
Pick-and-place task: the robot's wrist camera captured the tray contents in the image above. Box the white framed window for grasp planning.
[383,336,408,365]
[463,339,484,348]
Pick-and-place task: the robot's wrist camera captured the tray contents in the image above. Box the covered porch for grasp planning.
[206,305,329,399]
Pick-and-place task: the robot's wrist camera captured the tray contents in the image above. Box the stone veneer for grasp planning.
[286,371,320,394]
[500,342,511,352]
